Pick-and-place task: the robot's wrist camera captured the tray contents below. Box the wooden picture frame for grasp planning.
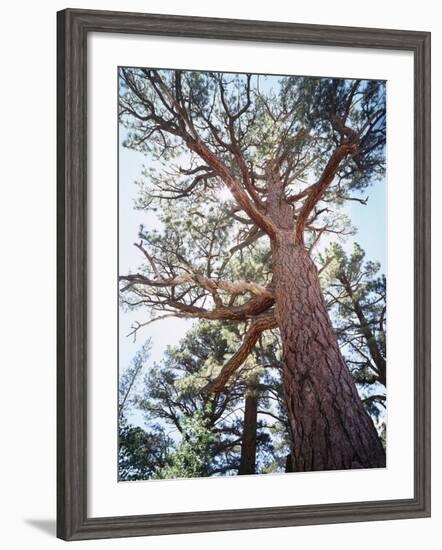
[57,8,431,541]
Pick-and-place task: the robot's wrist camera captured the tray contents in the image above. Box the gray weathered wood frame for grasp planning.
[57,8,431,541]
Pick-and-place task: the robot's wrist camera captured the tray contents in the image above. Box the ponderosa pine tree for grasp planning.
[134,322,244,476]
[118,340,173,480]
[118,420,171,481]
[119,69,386,471]
[323,243,386,388]
[133,320,288,477]
[321,243,387,437]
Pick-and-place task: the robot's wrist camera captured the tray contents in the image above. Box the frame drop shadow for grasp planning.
[24,519,56,536]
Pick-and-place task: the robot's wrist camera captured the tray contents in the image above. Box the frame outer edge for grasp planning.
[414,31,431,517]
[56,8,66,540]
[56,8,431,541]
[62,8,430,49]
[57,9,88,541]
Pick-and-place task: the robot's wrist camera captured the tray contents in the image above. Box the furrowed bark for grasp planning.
[272,234,386,471]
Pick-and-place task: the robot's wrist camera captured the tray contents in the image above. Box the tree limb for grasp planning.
[121,68,277,237]
[119,272,273,299]
[203,312,278,393]
[295,142,358,242]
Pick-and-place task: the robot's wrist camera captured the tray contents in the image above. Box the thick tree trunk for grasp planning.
[239,390,258,475]
[285,453,294,473]
[272,233,386,471]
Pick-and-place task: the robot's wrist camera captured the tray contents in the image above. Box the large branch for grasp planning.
[121,69,277,237]
[203,311,278,393]
[119,272,273,299]
[190,139,277,237]
[169,294,274,322]
[145,71,270,227]
[121,281,274,323]
[217,74,265,210]
[229,225,264,255]
[295,142,358,242]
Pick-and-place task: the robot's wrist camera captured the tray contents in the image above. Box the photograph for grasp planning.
[117,68,387,481]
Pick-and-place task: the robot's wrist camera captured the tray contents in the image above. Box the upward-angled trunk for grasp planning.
[272,232,386,471]
[239,389,258,475]
[339,274,386,387]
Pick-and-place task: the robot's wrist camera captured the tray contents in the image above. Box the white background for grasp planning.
[0,0,439,548]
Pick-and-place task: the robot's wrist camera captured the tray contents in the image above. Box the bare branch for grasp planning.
[119,271,273,299]
[229,225,264,255]
[127,314,184,341]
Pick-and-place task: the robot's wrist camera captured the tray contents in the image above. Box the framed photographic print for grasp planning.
[57,8,431,541]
